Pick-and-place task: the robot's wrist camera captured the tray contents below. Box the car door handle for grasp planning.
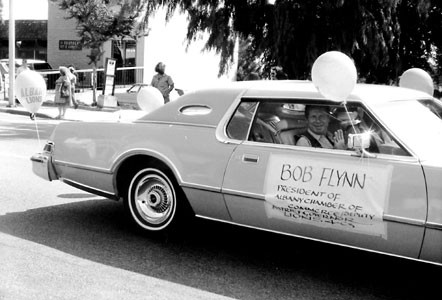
[242,154,259,163]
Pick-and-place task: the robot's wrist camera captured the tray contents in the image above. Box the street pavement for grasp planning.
[0,90,146,122]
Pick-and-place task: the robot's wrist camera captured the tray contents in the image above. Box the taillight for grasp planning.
[43,141,54,153]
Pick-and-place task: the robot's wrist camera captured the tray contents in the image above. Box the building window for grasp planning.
[111,39,136,67]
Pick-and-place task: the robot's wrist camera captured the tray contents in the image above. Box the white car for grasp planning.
[0,58,53,72]
[31,78,442,266]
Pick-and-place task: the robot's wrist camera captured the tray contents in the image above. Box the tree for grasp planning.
[155,0,441,85]
[53,0,152,105]
[427,2,442,85]
[56,0,442,87]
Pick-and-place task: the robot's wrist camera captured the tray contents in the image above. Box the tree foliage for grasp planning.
[156,0,441,84]
[54,0,442,85]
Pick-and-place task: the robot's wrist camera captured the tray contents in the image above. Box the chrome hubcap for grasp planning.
[134,174,174,225]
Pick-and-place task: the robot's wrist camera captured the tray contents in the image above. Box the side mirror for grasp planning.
[348,133,371,150]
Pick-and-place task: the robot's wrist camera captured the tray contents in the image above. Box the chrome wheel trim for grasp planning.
[129,169,176,230]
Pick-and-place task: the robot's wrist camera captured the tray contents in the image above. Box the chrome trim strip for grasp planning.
[135,120,216,129]
[54,160,112,174]
[222,188,264,200]
[222,189,428,227]
[195,214,441,266]
[425,222,442,230]
[220,191,430,228]
[180,182,221,193]
[383,214,425,226]
[216,89,249,144]
[110,148,183,183]
[60,178,118,200]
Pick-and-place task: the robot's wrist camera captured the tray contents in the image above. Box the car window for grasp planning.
[32,63,52,70]
[226,101,258,140]
[235,99,409,156]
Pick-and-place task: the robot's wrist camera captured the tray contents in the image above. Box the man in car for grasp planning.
[296,105,346,149]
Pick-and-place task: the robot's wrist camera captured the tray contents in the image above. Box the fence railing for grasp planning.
[39,66,144,91]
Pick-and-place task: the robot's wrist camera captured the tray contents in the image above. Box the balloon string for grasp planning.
[34,117,41,149]
[344,104,358,135]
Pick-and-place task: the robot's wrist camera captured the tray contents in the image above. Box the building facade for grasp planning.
[47,2,237,90]
[0,20,47,60]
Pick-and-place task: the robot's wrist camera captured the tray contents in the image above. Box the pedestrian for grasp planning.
[151,62,174,104]
[245,72,260,81]
[270,66,288,80]
[54,66,72,119]
[68,65,79,109]
[17,59,30,76]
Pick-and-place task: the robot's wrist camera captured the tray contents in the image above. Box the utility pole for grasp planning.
[8,0,15,107]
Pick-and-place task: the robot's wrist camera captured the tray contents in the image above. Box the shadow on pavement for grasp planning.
[0,197,440,300]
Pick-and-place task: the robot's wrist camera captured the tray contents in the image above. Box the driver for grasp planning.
[296,105,346,149]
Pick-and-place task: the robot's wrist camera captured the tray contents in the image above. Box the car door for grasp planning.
[221,100,427,259]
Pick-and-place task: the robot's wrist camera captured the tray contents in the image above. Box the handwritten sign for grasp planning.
[20,87,44,104]
[264,154,392,237]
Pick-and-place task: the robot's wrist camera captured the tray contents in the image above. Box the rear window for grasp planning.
[32,63,52,70]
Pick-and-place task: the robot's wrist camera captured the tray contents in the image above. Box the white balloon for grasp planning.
[137,86,164,112]
[399,68,434,96]
[311,51,357,102]
[15,70,47,114]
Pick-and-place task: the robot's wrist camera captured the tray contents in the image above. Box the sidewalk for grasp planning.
[0,90,145,122]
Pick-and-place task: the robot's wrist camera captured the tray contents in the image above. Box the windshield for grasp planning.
[370,99,442,161]
[418,98,442,119]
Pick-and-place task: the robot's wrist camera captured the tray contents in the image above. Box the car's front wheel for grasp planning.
[124,167,181,232]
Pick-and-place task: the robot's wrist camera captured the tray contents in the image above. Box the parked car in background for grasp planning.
[0,58,53,71]
[31,79,442,266]
[114,83,184,109]
[0,59,58,89]
[113,83,149,109]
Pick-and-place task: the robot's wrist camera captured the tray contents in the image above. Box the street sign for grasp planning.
[103,58,117,96]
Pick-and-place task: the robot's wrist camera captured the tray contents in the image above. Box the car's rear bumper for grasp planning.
[31,152,58,181]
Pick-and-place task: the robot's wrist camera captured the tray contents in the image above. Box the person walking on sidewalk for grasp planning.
[151,62,174,104]
[68,65,78,109]
[17,59,30,76]
[54,66,72,119]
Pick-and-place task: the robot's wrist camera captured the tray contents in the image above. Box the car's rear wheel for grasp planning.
[124,167,181,232]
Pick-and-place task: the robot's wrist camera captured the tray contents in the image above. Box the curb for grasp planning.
[0,100,120,120]
[0,106,53,119]
[41,101,119,112]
